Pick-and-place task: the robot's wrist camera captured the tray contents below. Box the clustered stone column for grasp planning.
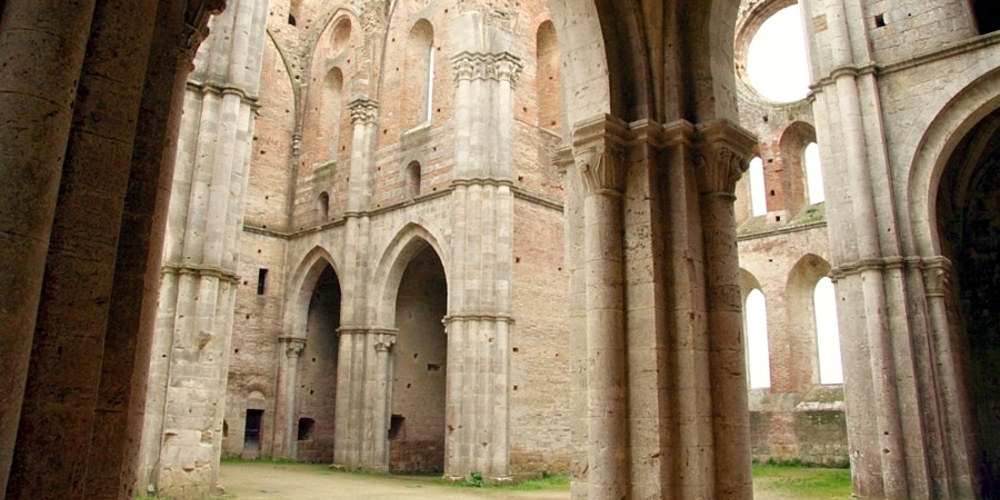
[563,114,756,500]
[137,1,269,497]
[333,327,398,470]
[328,98,396,472]
[0,0,223,497]
[442,11,522,481]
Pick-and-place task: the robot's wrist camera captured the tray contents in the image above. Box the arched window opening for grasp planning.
[814,277,843,384]
[331,18,351,56]
[317,192,330,220]
[746,4,810,102]
[804,142,825,204]
[745,289,771,389]
[405,20,435,126]
[749,157,767,216]
[406,161,421,198]
[536,21,563,132]
[324,68,344,158]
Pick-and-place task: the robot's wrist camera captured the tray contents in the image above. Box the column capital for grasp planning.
[348,99,379,125]
[451,52,523,85]
[279,336,306,358]
[694,120,757,195]
[570,114,632,195]
[374,331,397,352]
[921,256,954,298]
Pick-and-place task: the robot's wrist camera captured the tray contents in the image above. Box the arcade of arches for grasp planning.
[2,0,1000,499]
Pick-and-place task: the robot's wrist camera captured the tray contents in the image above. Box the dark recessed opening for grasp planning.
[257,268,268,295]
[388,414,405,440]
[297,417,314,441]
[288,14,297,26]
[874,14,886,27]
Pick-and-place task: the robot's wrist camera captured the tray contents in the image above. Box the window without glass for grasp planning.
[745,289,772,389]
[749,157,767,216]
[814,277,843,384]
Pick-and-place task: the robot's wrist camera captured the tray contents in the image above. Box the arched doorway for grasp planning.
[297,265,341,461]
[389,244,448,474]
[936,106,1000,497]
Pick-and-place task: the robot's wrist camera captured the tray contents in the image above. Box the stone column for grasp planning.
[570,116,631,500]
[4,1,220,497]
[0,3,95,492]
[443,12,521,481]
[695,121,757,500]
[920,258,977,499]
[372,331,398,469]
[804,1,909,497]
[277,337,306,458]
[138,0,269,497]
[331,100,382,471]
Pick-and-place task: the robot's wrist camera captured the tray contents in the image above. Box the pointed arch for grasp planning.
[370,223,450,328]
[741,268,771,389]
[786,253,836,386]
[905,67,1000,257]
[284,246,342,337]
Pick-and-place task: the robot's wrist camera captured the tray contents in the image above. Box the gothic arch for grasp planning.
[905,67,1000,257]
[285,246,342,337]
[370,223,450,329]
[786,253,834,386]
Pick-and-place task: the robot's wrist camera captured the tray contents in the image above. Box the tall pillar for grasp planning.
[0,3,95,492]
[276,337,306,458]
[442,11,522,481]
[571,116,631,500]
[330,99,383,470]
[695,121,757,500]
[801,0,924,497]
[138,1,269,497]
[3,1,218,498]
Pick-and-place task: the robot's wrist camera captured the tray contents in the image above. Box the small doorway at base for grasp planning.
[389,244,448,474]
[243,409,264,459]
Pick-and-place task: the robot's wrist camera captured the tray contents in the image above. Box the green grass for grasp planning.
[436,471,570,491]
[752,463,853,499]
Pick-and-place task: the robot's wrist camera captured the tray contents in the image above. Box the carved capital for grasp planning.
[451,52,523,85]
[695,120,757,195]
[570,114,632,195]
[922,257,954,298]
[374,333,397,352]
[279,337,306,358]
[576,147,626,195]
[349,99,379,125]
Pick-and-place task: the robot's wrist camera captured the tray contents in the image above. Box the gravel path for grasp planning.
[219,462,810,500]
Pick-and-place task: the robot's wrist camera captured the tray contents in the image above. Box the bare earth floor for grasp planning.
[219,462,829,500]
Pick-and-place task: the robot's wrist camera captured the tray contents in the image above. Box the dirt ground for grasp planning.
[218,462,809,500]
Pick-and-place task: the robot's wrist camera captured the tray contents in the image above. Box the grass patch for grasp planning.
[437,471,570,491]
[752,463,852,499]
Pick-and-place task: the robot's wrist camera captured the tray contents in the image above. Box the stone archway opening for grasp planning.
[298,264,342,461]
[389,244,448,474]
[936,106,1000,497]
